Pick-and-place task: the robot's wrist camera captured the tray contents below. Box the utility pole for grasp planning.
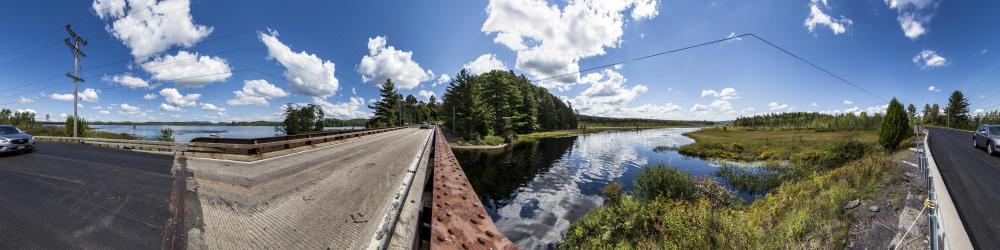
[64,24,87,138]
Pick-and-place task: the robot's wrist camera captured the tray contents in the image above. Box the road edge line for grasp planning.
[923,130,974,249]
[367,129,434,250]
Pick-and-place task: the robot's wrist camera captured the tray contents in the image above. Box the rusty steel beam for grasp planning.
[430,127,517,250]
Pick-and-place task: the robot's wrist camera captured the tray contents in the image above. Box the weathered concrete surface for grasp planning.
[0,142,174,249]
[185,128,433,249]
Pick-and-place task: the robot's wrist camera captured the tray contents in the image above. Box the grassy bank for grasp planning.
[561,127,902,249]
[677,127,877,162]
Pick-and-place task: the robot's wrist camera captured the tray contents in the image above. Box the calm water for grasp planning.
[89,125,363,142]
[453,128,775,249]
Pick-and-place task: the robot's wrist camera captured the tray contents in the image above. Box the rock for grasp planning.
[869,205,880,212]
[844,199,861,210]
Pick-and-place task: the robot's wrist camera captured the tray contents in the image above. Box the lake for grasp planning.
[89,125,362,142]
[453,128,777,249]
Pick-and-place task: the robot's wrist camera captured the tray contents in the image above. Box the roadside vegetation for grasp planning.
[562,98,914,249]
[0,109,136,140]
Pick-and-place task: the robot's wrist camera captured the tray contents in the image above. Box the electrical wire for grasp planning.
[530,33,887,102]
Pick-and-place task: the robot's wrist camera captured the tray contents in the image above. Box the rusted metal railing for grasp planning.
[430,127,516,249]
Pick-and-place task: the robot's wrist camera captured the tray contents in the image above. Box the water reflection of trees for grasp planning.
[453,136,578,203]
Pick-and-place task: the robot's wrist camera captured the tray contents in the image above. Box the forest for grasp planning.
[368,69,577,143]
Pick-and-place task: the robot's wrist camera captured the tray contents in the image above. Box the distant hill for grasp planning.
[578,115,719,128]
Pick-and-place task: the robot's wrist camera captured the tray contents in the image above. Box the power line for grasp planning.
[0,69,249,106]
[530,33,887,102]
[0,31,252,94]
[0,45,252,97]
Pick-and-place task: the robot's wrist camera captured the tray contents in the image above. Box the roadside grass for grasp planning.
[677,127,877,162]
[23,124,138,140]
[561,154,899,249]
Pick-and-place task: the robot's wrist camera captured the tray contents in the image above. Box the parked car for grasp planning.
[972,124,1000,155]
[0,125,36,154]
[419,122,431,129]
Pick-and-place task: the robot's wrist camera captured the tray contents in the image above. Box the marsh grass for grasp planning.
[563,127,898,249]
[562,155,898,249]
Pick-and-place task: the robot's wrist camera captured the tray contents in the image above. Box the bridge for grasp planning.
[923,127,1000,249]
[0,127,515,249]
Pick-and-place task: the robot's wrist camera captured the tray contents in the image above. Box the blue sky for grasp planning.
[1,0,999,122]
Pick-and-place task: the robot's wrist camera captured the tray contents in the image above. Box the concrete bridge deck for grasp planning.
[184,128,433,249]
[0,127,512,249]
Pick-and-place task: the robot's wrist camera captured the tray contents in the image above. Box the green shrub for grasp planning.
[878,98,909,150]
[601,182,623,205]
[633,164,697,201]
[157,128,175,142]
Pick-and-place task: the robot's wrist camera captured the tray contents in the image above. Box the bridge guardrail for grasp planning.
[430,127,516,249]
[921,129,973,250]
[35,127,404,161]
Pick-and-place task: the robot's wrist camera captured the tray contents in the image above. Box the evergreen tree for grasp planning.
[944,90,971,129]
[921,104,933,125]
[281,104,324,135]
[368,79,402,127]
[878,98,910,150]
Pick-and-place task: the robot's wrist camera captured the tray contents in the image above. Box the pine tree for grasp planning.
[368,79,401,127]
[879,98,910,150]
[944,90,971,129]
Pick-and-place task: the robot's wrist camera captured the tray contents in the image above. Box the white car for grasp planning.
[0,125,36,154]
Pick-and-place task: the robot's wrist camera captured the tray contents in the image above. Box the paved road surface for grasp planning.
[190,128,433,249]
[0,142,174,249]
[926,127,1000,249]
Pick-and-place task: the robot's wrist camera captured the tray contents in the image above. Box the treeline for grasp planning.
[973,110,1000,125]
[0,108,135,139]
[920,90,980,130]
[579,115,715,128]
[367,69,578,143]
[366,79,441,127]
[440,70,576,142]
[734,112,886,131]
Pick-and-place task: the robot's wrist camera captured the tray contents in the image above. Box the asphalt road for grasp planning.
[926,127,1000,249]
[0,142,174,249]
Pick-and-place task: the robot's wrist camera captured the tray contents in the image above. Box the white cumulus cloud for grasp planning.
[804,2,852,35]
[159,88,199,107]
[141,50,232,87]
[104,73,151,89]
[201,103,225,111]
[143,93,158,100]
[357,36,434,90]
[571,69,648,115]
[259,30,339,97]
[92,0,213,60]
[482,0,658,91]
[119,103,142,115]
[226,79,289,106]
[928,85,941,92]
[913,49,946,69]
[433,74,451,87]
[159,103,183,112]
[463,54,508,75]
[768,102,789,110]
[50,88,99,103]
[312,97,370,119]
[885,0,939,40]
